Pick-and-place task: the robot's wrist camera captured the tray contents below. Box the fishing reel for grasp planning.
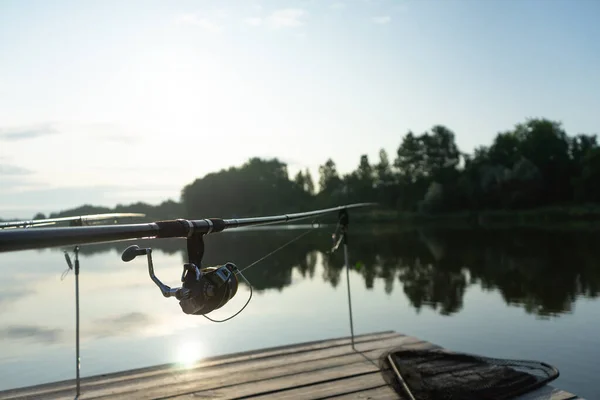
[121,243,240,316]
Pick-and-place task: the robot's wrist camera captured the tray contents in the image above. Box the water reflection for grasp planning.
[2,226,600,395]
[38,226,600,319]
[88,312,155,339]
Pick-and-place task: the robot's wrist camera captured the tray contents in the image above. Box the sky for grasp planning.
[1,0,599,218]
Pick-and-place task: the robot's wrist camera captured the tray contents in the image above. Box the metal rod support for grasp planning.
[74,246,80,399]
[344,241,355,350]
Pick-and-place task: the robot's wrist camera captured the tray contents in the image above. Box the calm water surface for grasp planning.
[0,226,599,398]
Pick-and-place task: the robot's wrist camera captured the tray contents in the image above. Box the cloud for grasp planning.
[0,178,48,199]
[0,122,133,145]
[0,325,63,344]
[267,8,307,29]
[0,289,36,313]
[87,312,155,338]
[0,164,32,175]
[175,13,223,33]
[0,161,41,197]
[372,16,391,24]
[245,17,263,27]
[0,124,58,141]
[330,2,346,10]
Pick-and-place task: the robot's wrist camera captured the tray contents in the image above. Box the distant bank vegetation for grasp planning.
[18,117,600,225]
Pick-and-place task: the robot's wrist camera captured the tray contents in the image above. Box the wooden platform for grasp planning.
[0,331,583,400]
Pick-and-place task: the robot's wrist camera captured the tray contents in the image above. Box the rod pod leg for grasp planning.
[74,246,80,399]
[338,209,355,350]
[64,246,81,399]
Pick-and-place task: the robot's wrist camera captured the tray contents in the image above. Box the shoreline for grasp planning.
[351,205,600,229]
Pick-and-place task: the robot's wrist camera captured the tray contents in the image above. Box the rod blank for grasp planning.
[0,203,376,253]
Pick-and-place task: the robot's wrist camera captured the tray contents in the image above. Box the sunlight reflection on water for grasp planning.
[175,340,205,369]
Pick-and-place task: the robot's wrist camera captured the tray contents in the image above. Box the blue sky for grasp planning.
[1,0,599,218]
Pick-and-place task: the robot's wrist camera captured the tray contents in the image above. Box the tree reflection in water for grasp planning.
[69,226,600,318]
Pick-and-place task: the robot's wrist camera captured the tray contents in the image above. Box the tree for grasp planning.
[356,155,374,183]
[181,157,303,218]
[318,159,342,194]
[487,131,521,168]
[304,168,315,195]
[294,170,306,191]
[570,133,598,199]
[422,125,461,183]
[394,131,425,184]
[375,149,397,207]
[375,149,394,186]
[574,147,600,202]
[514,118,572,204]
[570,134,598,166]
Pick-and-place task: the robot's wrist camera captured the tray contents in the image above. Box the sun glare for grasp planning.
[176,340,204,369]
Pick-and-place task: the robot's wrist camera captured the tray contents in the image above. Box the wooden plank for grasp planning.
[88,338,433,400]
[319,382,582,400]
[237,373,580,400]
[0,331,401,400]
[324,385,400,399]
[175,363,380,400]
[230,371,390,400]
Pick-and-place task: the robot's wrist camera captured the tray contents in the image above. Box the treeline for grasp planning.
[34,201,183,221]
[32,117,600,220]
[181,117,600,217]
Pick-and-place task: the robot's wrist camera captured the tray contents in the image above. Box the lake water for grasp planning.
[0,225,599,398]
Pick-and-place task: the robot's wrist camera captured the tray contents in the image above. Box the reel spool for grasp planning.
[179,262,239,315]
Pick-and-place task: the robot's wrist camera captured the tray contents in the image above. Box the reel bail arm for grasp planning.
[121,244,186,299]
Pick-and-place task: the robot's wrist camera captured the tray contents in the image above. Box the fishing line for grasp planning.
[203,220,321,323]
[60,265,71,280]
[202,268,253,323]
[236,220,320,274]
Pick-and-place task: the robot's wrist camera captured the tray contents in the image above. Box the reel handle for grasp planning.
[121,245,148,262]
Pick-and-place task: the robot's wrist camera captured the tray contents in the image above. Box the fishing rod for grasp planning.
[0,212,146,230]
[0,203,374,253]
[1,202,375,317]
[0,202,376,322]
